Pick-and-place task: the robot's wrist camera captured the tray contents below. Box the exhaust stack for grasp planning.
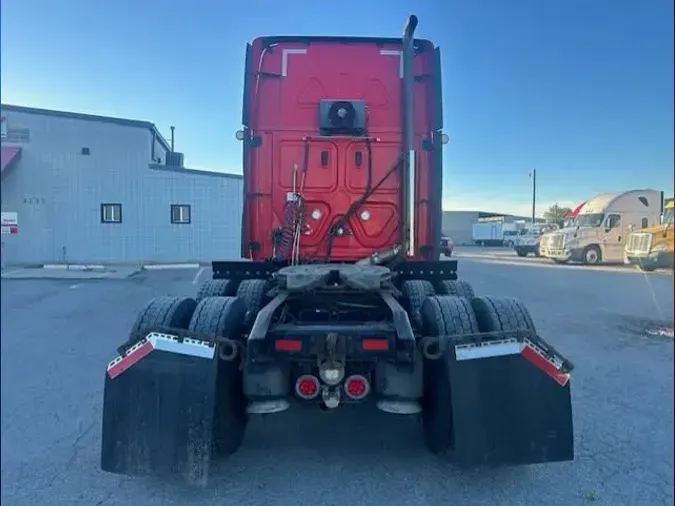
[402,15,418,257]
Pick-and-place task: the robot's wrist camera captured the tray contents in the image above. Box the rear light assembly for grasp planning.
[362,338,389,351]
[295,375,320,400]
[296,373,371,403]
[277,337,389,353]
[275,339,302,352]
[344,374,370,400]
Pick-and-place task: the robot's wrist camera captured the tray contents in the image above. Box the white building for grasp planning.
[1,104,243,265]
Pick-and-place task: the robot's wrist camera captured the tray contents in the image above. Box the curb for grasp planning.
[42,264,106,270]
[142,263,201,270]
[38,263,202,271]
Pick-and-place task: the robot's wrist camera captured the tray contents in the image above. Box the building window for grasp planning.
[171,204,191,224]
[101,203,122,223]
[5,127,30,143]
[641,218,649,228]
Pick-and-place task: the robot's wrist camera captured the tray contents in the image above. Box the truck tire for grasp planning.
[130,296,197,336]
[582,245,601,265]
[197,279,236,301]
[402,280,436,330]
[437,280,475,299]
[636,264,656,273]
[471,296,537,335]
[420,295,480,455]
[236,279,270,329]
[188,296,248,456]
[516,250,527,257]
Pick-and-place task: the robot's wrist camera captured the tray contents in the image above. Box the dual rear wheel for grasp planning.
[129,278,536,462]
[128,277,270,461]
[401,279,537,456]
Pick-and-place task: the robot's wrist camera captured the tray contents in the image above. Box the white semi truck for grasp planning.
[539,189,664,265]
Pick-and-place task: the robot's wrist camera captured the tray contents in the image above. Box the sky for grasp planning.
[1,0,673,217]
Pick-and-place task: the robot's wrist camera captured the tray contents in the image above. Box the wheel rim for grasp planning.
[586,249,598,264]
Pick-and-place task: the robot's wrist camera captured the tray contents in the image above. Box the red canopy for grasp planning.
[565,201,586,219]
[1,146,21,174]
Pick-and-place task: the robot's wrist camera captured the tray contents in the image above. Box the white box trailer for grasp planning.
[539,189,664,265]
[472,222,501,246]
[473,220,519,246]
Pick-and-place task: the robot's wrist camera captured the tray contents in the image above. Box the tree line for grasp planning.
[543,204,573,228]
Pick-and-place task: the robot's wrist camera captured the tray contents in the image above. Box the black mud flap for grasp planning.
[447,335,574,468]
[101,336,218,485]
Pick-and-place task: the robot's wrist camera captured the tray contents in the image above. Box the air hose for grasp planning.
[325,138,374,261]
[274,142,309,261]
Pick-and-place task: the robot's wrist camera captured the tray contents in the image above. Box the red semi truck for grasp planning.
[239,28,444,262]
[100,15,574,485]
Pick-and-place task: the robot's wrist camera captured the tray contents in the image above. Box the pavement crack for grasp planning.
[65,419,96,470]
[94,491,114,506]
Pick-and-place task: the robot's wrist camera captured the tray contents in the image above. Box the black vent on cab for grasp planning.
[319,100,367,136]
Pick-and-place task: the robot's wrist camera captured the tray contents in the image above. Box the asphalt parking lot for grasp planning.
[1,256,673,506]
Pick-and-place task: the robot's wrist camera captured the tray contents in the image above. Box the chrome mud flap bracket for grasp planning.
[446,333,574,467]
[101,331,220,485]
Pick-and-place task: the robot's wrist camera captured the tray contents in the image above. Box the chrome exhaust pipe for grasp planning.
[402,15,418,257]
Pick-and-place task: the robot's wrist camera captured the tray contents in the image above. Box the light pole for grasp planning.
[529,170,537,223]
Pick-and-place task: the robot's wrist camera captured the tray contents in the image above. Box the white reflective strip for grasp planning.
[149,333,215,359]
[380,49,403,78]
[281,48,307,77]
[455,339,523,361]
[106,332,216,370]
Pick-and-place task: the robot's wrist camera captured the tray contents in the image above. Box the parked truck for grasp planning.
[513,228,543,257]
[624,200,674,271]
[100,15,574,485]
[539,189,664,265]
[538,202,585,256]
[512,223,557,257]
[472,218,517,246]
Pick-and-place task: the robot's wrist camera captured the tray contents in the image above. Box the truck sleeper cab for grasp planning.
[541,189,664,265]
[239,30,445,262]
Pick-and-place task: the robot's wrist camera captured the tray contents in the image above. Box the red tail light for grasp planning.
[295,375,320,399]
[362,339,389,351]
[344,375,370,400]
[275,339,302,352]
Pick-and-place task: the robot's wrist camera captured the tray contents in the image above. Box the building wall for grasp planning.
[139,165,242,263]
[1,108,243,265]
[152,133,169,164]
[442,211,479,246]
